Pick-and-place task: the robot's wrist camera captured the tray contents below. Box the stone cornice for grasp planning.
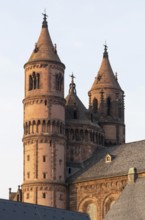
[68,174,128,185]
[22,181,66,187]
[24,60,65,70]
[23,135,66,144]
[23,95,66,106]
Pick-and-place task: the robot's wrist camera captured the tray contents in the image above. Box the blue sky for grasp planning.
[0,0,145,199]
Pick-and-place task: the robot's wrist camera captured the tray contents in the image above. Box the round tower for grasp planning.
[88,45,125,146]
[22,14,66,208]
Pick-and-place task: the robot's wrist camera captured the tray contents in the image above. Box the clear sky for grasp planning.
[0,0,145,199]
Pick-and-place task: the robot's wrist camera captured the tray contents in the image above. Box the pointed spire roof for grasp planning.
[27,13,62,64]
[90,45,121,91]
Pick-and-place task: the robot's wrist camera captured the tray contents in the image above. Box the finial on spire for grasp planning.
[69,73,76,94]
[42,9,48,28]
[103,42,108,58]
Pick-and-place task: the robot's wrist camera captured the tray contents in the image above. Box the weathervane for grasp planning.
[103,41,108,58]
[42,9,48,28]
[42,9,48,20]
[104,42,108,53]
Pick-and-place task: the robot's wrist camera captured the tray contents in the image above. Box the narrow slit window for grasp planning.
[43,156,47,162]
[43,172,47,179]
[42,193,46,198]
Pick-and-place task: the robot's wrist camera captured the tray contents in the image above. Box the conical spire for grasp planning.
[27,13,61,64]
[91,45,121,91]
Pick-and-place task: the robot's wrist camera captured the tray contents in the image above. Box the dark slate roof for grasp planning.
[65,91,89,121]
[0,199,89,220]
[65,77,91,122]
[104,177,145,220]
[68,140,145,182]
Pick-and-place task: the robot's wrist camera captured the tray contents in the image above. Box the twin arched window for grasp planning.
[81,197,116,220]
[29,72,40,90]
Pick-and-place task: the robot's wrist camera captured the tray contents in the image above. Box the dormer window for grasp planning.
[105,154,112,163]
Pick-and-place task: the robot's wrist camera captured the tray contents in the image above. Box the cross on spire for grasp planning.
[70,73,75,83]
[42,9,48,20]
[69,73,76,94]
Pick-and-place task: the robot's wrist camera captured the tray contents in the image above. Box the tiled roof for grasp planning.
[90,50,121,91]
[27,18,62,64]
[104,177,145,220]
[68,140,145,182]
[0,199,89,220]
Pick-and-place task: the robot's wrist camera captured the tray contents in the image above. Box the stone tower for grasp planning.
[22,14,66,208]
[88,45,125,145]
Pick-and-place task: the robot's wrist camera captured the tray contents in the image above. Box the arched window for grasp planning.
[118,101,122,119]
[36,73,40,89]
[56,73,63,91]
[107,97,111,115]
[78,198,98,220]
[29,75,33,90]
[56,74,59,90]
[93,98,98,113]
[73,103,77,119]
[103,194,119,218]
[29,72,40,91]
[32,72,36,89]
[105,199,115,215]
[73,109,77,119]
[58,74,63,91]
[91,113,93,122]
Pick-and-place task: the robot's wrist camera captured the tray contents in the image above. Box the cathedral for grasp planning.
[9,14,145,220]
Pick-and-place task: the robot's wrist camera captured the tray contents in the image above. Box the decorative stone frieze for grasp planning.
[68,176,128,219]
